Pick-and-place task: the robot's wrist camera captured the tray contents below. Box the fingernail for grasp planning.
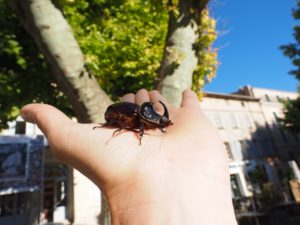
[21,112,35,123]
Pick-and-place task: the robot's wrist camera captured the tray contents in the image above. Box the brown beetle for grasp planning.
[94,101,173,144]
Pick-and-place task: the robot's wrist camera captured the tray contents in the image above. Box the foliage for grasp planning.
[280,0,300,80]
[280,0,300,133]
[280,97,300,133]
[0,0,73,129]
[192,8,218,96]
[0,0,217,129]
[59,0,168,100]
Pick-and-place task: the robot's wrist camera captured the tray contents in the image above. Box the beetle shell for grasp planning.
[104,102,140,129]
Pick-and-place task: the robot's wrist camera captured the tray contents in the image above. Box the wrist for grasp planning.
[106,171,237,225]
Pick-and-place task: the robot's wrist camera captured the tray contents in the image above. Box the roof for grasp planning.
[203,92,260,102]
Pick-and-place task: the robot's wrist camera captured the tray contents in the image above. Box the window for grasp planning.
[276,95,282,102]
[273,112,279,122]
[229,113,238,128]
[224,142,234,161]
[260,139,273,156]
[230,174,242,198]
[15,121,26,134]
[239,140,248,158]
[243,114,252,128]
[239,140,252,159]
[212,113,223,129]
[239,140,246,150]
[231,141,243,161]
[252,139,262,157]
[273,112,288,143]
[246,140,259,158]
[265,94,271,102]
[0,193,30,217]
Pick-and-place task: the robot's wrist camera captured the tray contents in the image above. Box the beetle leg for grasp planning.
[113,128,123,136]
[159,124,166,133]
[138,123,144,145]
[93,123,106,130]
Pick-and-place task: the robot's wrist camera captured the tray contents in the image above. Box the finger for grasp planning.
[180,89,200,109]
[135,89,150,105]
[21,103,73,135]
[149,90,174,113]
[149,90,165,103]
[21,103,78,165]
[120,93,135,102]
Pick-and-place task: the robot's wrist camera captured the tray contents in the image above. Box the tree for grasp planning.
[281,96,300,133]
[157,0,217,105]
[0,0,217,128]
[1,0,217,224]
[280,0,300,133]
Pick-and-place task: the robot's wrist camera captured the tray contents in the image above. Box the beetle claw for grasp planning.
[160,128,166,133]
[93,123,106,130]
[138,123,144,145]
[113,128,123,136]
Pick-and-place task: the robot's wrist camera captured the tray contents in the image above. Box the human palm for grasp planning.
[21,89,235,224]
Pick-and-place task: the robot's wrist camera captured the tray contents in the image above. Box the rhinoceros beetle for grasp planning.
[94,101,173,144]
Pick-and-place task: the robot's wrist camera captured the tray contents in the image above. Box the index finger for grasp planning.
[180,89,200,110]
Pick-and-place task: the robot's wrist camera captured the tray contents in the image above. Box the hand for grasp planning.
[21,89,237,225]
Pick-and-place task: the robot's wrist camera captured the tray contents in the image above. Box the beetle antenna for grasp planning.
[159,101,169,119]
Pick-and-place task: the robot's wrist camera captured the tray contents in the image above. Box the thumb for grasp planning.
[21,103,78,164]
[20,104,106,186]
[21,103,73,136]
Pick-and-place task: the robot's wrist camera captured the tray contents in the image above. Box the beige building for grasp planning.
[200,86,300,201]
[236,86,300,161]
[200,91,261,198]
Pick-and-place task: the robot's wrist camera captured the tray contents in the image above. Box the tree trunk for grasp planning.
[8,1,112,225]
[157,0,209,106]
[8,1,209,224]
[8,0,112,123]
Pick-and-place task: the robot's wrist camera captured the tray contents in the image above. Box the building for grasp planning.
[200,86,300,214]
[236,86,300,162]
[200,91,263,199]
[0,119,102,225]
[0,135,44,225]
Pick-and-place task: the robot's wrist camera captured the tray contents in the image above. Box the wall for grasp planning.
[73,169,101,225]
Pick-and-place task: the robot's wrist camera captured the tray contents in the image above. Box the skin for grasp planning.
[21,89,237,225]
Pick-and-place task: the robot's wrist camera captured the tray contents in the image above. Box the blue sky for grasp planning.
[204,0,299,94]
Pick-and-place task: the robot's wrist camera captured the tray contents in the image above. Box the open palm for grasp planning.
[21,89,235,224]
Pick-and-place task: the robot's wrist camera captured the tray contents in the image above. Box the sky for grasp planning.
[204,0,299,94]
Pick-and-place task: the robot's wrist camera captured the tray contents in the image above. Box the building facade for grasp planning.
[200,91,262,199]
[0,135,44,225]
[236,86,300,161]
[0,119,102,225]
[200,86,300,211]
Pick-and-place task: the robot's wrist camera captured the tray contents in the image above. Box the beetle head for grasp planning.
[158,101,170,125]
[138,101,170,125]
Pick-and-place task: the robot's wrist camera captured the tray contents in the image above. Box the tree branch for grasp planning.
[157,0,209,106]
[8,0,112,123]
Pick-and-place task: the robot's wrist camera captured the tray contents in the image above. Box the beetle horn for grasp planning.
[159,101,169,119]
